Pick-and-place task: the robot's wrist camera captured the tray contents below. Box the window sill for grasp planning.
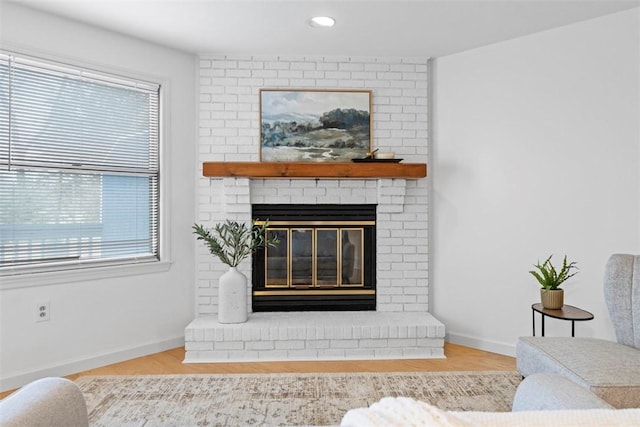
[0,260,173,290]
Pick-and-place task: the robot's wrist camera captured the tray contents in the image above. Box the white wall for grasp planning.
[0,3,197,390]
[432,8,640,355]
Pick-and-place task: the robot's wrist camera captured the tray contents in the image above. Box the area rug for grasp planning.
[76,371,521,426]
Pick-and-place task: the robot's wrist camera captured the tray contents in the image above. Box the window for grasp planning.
[0,52,160,273]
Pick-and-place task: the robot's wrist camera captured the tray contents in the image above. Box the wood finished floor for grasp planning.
[68,343,516,376]
[1,343,516,398]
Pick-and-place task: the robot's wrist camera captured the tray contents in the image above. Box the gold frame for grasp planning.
[291,228,316,287]
[259,89,373,162]
[263,224,366,288]
[339,228,365,287]
[254,290,375,296]
[256,220,375,226]
[264,228,289,288]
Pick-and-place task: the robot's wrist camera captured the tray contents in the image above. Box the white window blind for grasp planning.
[0,52,160,271]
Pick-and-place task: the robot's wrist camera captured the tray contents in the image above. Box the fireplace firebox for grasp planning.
[252,204,376,311]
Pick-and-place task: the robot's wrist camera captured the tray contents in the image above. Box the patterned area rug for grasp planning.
[77,371,521,426]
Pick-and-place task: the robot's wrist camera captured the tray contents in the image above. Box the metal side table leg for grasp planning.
[532,308,536,336]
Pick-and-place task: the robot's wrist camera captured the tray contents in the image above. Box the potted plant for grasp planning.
[193,219,279,323]
[529,254,578,309]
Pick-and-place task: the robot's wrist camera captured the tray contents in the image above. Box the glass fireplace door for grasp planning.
[291,229,314,286]
[264,226,363,288]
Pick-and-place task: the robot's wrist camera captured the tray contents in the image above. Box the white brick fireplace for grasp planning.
[184,54,445,362]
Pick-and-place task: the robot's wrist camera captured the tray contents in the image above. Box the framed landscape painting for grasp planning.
[260,89,372,162]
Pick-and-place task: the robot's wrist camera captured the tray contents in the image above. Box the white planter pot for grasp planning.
[218,267,248,324]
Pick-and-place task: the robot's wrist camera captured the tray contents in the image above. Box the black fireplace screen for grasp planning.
[252,204,376,311]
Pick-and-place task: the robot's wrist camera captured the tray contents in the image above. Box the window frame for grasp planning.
[0,49,172,288]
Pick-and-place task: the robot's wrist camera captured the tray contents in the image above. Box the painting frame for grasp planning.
[260,89,372,162]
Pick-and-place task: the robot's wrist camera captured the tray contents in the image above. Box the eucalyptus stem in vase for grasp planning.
[193,219,279,323]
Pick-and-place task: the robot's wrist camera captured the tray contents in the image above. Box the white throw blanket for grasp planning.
[341,397,469,427]
[341,397,640,427]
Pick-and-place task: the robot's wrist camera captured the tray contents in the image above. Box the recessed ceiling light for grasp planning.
[309,16,335,28]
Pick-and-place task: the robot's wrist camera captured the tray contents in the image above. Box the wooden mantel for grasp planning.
[202,162,427,179]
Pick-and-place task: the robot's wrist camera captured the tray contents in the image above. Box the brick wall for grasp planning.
[197,55,429,317]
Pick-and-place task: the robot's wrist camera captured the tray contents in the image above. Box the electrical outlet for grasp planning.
[36,301,50,322]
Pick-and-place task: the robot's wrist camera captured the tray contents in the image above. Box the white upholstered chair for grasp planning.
[516,254,640,408]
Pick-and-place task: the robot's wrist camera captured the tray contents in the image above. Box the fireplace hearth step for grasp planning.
[184,311,445,363]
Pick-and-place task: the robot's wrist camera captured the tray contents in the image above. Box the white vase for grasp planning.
[218,267,248,324]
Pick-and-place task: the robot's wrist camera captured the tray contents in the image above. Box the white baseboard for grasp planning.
[446,332,516,358]
[0,336,184,392]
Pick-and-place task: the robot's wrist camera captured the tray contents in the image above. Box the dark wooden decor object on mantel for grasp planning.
[202,162,427,179]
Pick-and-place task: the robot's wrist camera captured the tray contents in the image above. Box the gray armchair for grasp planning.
[0,377,88,427]
[516,254,640,408]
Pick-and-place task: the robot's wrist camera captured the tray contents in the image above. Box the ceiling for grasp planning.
[6,0,640,57]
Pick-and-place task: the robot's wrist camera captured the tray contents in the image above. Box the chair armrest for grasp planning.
[0,377,89,427]
[513,373,613,411]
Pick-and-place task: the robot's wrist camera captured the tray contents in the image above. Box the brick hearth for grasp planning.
[185,312,444,363]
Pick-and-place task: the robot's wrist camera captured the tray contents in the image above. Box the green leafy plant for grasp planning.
[529,255,578,290]
[193,219,279,268]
